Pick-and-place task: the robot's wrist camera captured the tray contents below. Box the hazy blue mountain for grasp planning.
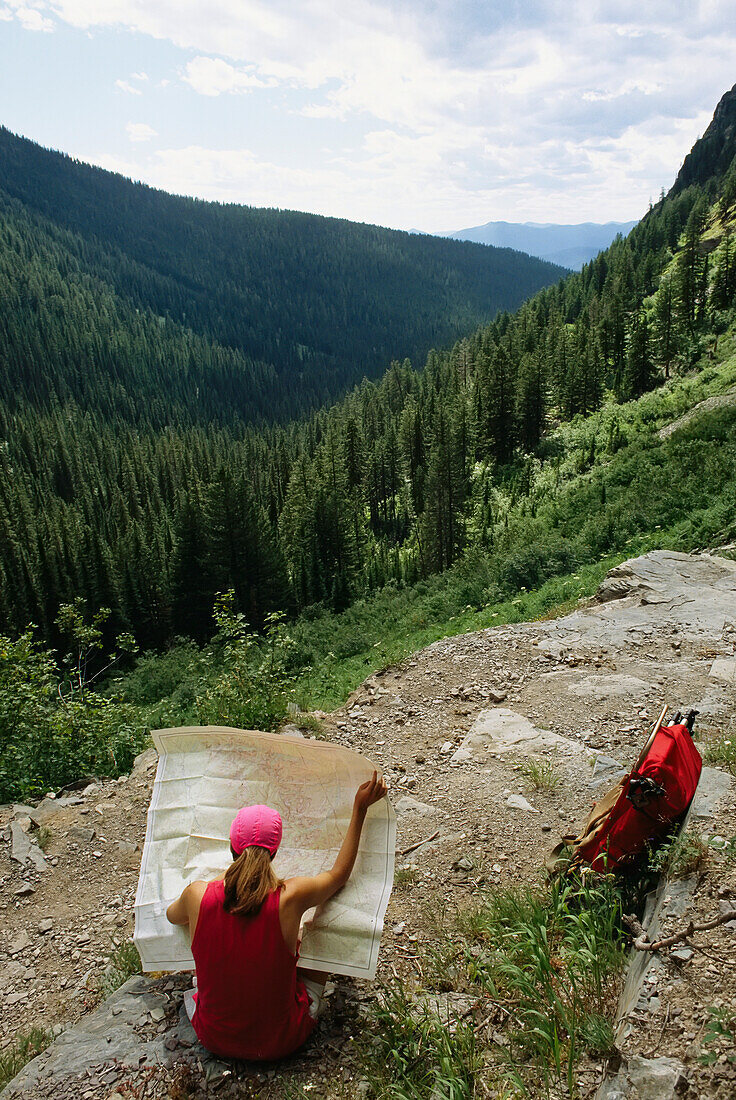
[438,220,638,270]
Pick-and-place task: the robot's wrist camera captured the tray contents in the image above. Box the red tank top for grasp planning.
[190,881,315,1060]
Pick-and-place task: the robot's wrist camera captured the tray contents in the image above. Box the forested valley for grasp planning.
[2,85,736,800]
[0,126,565,425]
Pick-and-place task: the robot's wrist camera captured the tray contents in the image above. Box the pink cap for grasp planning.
[229,804,282,857]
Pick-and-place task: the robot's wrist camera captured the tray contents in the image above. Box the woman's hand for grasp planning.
[354,771,388,815]
[285,770,390,915]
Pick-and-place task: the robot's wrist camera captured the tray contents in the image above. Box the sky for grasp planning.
[1,1,735,233]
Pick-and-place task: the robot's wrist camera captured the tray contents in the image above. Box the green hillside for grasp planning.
[2,85,736,804]
[1,87,735,654]
[4,289,736,803]
[0,126,565,423]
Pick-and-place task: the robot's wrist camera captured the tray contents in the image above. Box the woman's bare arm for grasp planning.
[166,881,207,930]
[280,772,387,938]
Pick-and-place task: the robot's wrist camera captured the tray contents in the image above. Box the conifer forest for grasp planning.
[2,98,736,656]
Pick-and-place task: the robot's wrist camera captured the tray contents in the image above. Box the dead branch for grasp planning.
[623,909,736,952]
[400,830,439,856]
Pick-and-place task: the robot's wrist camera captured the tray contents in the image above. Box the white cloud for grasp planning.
[582,79,664,103]
[6,1,53,31]
[182,56,271,96]
[126,122,157,142]
[131,70,148,81]
[34,1,736,227]
[115,79,142,95]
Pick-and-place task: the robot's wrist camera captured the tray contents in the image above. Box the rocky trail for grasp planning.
[2,551,736,1099]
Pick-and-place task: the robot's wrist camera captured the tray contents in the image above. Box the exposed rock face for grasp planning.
[670,80,736,195]
[658,387,736,441]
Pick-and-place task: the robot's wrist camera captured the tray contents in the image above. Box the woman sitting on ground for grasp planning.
[166,771,387,1061]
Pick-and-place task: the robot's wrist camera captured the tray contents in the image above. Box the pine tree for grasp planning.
[171,488,214,642]
[623,311,656,400]
[516,351,547,450]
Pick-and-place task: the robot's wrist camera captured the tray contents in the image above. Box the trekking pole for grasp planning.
[632,703,668,774]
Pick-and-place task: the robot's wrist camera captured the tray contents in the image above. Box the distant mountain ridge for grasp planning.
[438,220,638,270]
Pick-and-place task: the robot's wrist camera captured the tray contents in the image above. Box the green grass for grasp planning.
[701,729,736,775]
[520,758,561,793]
[649,827,709,878]
[0,1028,51,1090]
[362,873,627,1099]
[284,711,327,738]
[363,985,481,1099]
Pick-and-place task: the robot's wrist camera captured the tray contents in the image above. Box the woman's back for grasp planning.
[191,881,314,1061]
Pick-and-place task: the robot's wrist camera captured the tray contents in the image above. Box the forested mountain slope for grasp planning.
[0,127,565,422]
[1,86,735,654]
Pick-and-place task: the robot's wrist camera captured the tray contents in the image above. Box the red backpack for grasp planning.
[552,709,702,873]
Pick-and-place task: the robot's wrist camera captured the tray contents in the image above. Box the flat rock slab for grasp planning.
[689,765,733,819]
[590,755,627,788]
[450,708,584,763]
[709,657,736,684]
[658,387,736,441]
[9,822,47,872]
[394,795,437,818]
[27,795,86,827]
[537,551,736,649]
[596,1055,688,1100]
[0,976,185,1097]
[568,674,653,699]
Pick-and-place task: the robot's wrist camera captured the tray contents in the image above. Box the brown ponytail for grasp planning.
[223,846,284,917]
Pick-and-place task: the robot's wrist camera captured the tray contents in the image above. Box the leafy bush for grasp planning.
[98,941,142,998]
[700,1007,736,1066]
[112,641,202,708]
[0,618,147,803]
[195,593,295,731]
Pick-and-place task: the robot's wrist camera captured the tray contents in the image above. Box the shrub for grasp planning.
[195,594,294,731]
[0,630,147,803]
[98,941,143,998]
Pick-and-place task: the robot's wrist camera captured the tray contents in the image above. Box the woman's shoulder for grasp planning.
[183,879,212,902]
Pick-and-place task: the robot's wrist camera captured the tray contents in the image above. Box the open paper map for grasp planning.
[134,726,396,980]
